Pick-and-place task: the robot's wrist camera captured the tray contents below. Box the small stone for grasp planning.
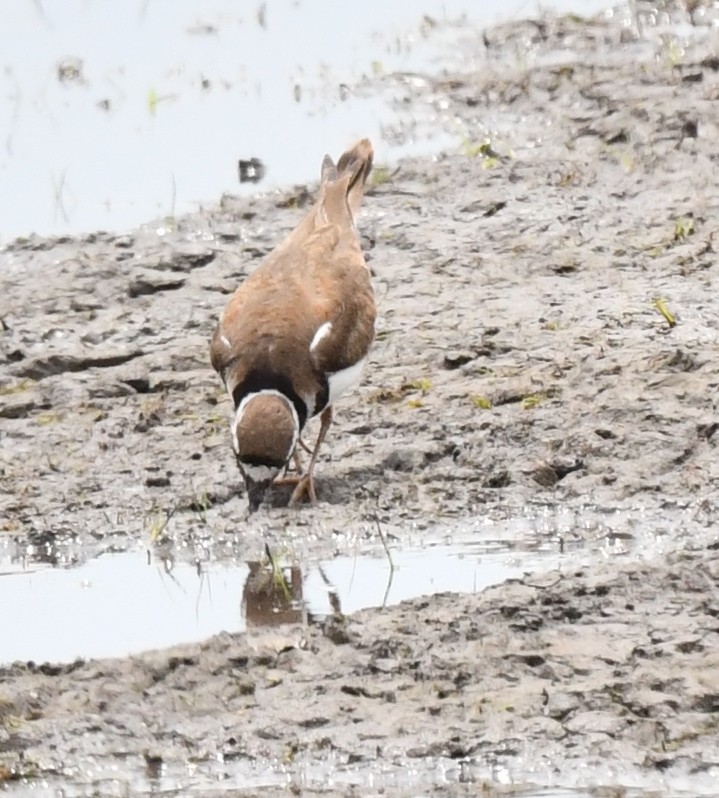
[0,397,36,419]
[238,157,266,184]
[297,716,329,729]
[128,269,186,298]
[532,463,559,487]
[382,447,426,472]
[145,475,171,488]
[564,710,626,736]
[443,351,475,369]
[13,349,142,380]
[545,691,580,720]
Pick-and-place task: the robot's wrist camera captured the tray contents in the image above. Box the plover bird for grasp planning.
[210,139,375,510]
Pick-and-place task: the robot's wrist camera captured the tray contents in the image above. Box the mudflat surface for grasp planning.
[2,2,719,794]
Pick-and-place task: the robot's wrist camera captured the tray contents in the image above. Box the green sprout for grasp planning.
[653,297,677,328]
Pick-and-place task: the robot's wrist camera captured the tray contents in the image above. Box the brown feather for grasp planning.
[210,138,376,425]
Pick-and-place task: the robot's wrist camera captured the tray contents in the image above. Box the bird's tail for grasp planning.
[319,138,374,224]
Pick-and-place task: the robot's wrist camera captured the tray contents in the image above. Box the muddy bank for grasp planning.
[2,2,719,793]
[1,542,719,795]
[2,5,719,562]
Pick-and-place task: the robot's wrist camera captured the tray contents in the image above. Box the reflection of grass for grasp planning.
[51,170,70,223]
[146,88,177,116]
[191,491,210,524]
[147,506,176,542]
[166,173,177,229]
[374,515,395,604]
[147,88,159,115]
[264,544,292,602]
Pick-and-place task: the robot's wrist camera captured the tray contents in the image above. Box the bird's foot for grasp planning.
[289,473,317,504]
[271,472,317,503]
[277,439,312,480]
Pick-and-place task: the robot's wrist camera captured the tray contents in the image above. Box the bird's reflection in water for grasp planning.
[242,551,341,629]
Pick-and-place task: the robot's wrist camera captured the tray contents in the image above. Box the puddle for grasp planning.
[6,735,717,798]
[0,500,687,664]
[0,536,568,664]
[2,504,714,798]
[0,0,611,240]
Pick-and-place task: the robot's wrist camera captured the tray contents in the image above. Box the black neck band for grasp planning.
[232,370,308,428]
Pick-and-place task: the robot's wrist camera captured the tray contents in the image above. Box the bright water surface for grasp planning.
[2,508,708,798]
[0,0,610,240]
[0,503,657,663]
[0,535,568,663]
[0,504,706,798]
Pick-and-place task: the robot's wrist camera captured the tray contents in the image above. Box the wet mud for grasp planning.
[1,3,719,794]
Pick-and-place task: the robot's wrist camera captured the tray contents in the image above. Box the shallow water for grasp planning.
[6,740,718,797]
[0,0,610,240]
[0,502,709,796]
[0,536,567,663]
[0,500,683,664]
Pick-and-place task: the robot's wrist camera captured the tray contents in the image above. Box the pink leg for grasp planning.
[289,406,333,504]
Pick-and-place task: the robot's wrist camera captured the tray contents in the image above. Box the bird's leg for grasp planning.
[297,437,313,455]
[274,445,305,484]
[292,447,304,472]
[275,434,314,483]
[290,406,333,504]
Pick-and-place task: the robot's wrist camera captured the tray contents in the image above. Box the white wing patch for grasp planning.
[220,334,232,348]
[310,321,333,352]
[327,357,366,405]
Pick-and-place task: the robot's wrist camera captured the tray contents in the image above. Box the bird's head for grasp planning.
[232,391,299,511]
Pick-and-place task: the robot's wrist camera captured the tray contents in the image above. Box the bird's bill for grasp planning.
[245,475,272,512]
[239,461,281,511]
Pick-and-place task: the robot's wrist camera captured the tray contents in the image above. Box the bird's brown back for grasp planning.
[210,139,376,419]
